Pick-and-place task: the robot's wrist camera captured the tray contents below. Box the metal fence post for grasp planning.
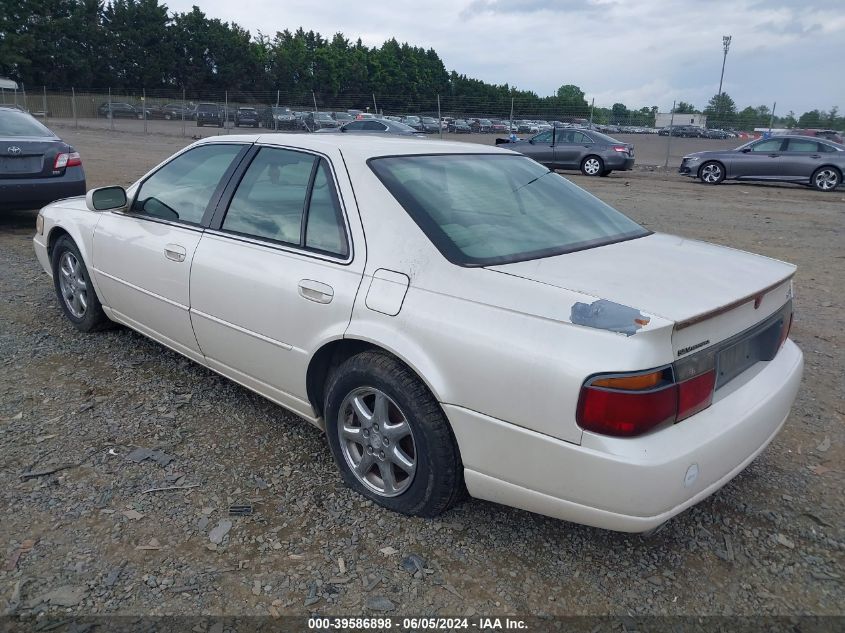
[109,87,114,131]
[664,100,676,168]
[181,87,186,137]
[275,89,280,131]
[224,90,228,135]
[373,93,378,116]
[312,91,318,113]
[437,94,442,140]
[589,98,595,128]
[72,87,78,128]
[42,86,48,122]
[143,88,148,134]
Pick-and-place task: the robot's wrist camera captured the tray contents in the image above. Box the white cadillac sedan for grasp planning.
[33,134,803,532]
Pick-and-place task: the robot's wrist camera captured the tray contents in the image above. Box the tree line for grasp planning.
[0,0,840,128]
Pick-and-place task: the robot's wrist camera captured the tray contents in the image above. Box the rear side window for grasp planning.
[132,144,242,224]
[222,148,348,257]
[0,109,55,137]
[786,139,820,152]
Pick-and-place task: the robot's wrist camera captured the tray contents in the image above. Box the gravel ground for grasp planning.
[0,125,843,620]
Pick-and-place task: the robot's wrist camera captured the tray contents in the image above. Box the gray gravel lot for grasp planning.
[1,124,843,619]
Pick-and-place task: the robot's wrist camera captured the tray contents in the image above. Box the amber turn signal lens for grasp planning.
[592,370,664,391]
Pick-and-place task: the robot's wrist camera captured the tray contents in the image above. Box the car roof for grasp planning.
[192,133,513,160]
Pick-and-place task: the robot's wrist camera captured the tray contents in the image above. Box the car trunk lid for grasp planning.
[0,139,64,178]
[487,233,794,356]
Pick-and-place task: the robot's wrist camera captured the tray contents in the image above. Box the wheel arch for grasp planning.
[813,163,842,180]
[306,337,446,420]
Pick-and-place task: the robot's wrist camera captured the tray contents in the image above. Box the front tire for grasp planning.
[581,155,604,176]
[324,351,464,517]
[51,236,111,332]
[699,161,725,184]
[812,166,841,192]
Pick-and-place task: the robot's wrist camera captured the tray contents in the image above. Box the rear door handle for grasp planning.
[810,154,821,159]
[768,154,780,158]
[164,244,186,262]
[298,279,334,304]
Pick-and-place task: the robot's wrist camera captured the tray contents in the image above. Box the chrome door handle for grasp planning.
[298,279,334,304]
[164,244,186,262]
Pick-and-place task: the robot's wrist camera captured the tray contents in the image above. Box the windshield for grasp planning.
[369,154,649,266]
[0,110,56,137]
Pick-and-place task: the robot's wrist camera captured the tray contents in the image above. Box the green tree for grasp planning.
[556,84,588,117]
[674,101,696,114]
[703,92,737,127]
[797,110,823,128]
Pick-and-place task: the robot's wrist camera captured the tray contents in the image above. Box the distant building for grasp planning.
[655,112,707,128]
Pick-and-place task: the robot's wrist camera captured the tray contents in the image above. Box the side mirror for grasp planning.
[86,186,127,212]
[528,139,535,144]
[741,147,751,153]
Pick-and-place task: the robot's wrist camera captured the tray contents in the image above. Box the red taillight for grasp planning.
[577,383,677,437]
[54,152,81,169]
[778,311,793,348]
[612,145,628,153]
[577,364,717,437]
[676,370,716,421]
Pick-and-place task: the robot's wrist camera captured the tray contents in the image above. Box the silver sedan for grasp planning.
[679,135,845,191]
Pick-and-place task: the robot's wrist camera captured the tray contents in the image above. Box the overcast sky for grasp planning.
[167,0,843,114]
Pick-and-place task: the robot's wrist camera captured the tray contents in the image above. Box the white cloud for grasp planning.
[165,0,844,113]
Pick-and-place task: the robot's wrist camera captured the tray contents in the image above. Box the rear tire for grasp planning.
[324,351,464,517]
[811,166,841,192]
[699,161,725,185]
[581,155,604,176]
[51,235,111,333]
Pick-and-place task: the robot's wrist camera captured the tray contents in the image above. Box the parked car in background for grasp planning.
[704,128,731,139]
[261,106,297,130]
[499,127,634,176]
[316,119,425,137]
[302,111,341,131]
[517,120,539,134]
[786,129,844,144]
[471,119,493,133]
[97,102,139,119]
[159,103,195,120]
[420,117,440,133]
[448,119,472,133]
[679,135,844,191]
[659,125,704,138]
[234,107,260,128]
[401,116,424,131]
[490,120,508,133]
[0,106,86,210]
[196,103,223,127]
[34,134,802,533]
[332,112,355,125]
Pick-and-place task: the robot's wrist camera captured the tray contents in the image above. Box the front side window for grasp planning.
[370,154,648,266]
[533,131,553,143]
[749,139,785,152]
[132,144,243,224]
[222,148,348,256]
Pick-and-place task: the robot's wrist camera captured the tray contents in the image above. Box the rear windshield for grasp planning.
[369,154,649,266]
[0,110,56,137]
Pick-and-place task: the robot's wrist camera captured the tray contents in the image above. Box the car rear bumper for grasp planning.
[0,168,86,210]
[446,339,803,532]
[606,155,635,170]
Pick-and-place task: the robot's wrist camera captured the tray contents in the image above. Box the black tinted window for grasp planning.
[363,121,387,131]
[343,121,366,131]
[133,144,242,224]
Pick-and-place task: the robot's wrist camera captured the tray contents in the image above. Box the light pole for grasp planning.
[717,35,732,97]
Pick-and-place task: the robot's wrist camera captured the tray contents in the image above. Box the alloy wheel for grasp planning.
[814,169,839,191]
[58,251,88,318]
[701,163,723,183]
[337,387,417,497]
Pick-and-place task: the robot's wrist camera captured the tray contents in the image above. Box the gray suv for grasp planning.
[679,135,844,191]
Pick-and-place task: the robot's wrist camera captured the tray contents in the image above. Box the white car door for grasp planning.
[189,145,365,418]
[92,143,248,360]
